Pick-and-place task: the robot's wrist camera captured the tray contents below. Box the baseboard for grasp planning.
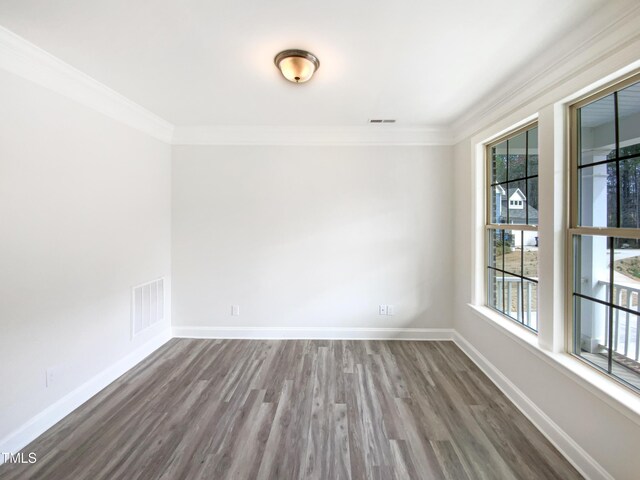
[172,325,454,340]
[452,331,612,480]
[0,329,172,463]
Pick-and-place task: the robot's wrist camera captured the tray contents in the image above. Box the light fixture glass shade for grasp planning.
[274,50,320,83]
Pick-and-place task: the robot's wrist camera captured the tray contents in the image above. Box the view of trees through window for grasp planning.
[605,144,640,247]
[487,125,539,331]
[573,78,640,390]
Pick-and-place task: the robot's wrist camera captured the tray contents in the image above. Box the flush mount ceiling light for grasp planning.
[274,49,320,83]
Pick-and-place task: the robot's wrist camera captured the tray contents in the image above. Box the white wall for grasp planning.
[0,68,172,442]
[172,145,453,335]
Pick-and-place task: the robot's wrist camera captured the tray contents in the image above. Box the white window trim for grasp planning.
[469,103,640,423]
[566,69,640,394]
[484,122,539,331]
[471,107,569,351]
[470,113,540,323]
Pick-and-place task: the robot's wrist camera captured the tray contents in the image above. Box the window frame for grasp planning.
[485,121,539,332]
[567,70,640,392]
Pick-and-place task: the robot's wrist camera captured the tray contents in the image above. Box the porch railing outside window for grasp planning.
[570,74,640,391]
[486,125,539,332]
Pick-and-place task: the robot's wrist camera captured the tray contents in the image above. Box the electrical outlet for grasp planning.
[379,304,387,315]
[45,366,59,388]
[387,305,395,315]
[231,305,240,316]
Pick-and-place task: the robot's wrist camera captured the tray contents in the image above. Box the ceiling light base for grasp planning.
[274,49,320,83]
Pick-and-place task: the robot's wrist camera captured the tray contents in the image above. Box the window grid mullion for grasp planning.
[485,125,538,332]
[520,231,525,325]
[491,173,540,186]
[608,237,614,374]
[615,91,621,230]
[506,139,510,225]
[570,72,640,393]
[525,131,529,226]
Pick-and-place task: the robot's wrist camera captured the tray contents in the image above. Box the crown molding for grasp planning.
[0,26,451,147]
[171,125,454,146]
[5,1,637,150]
[451,1,640,144]
[0,26,174,143]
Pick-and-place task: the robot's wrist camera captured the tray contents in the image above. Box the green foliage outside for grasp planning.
[605,146,640,246]
[491,150,539,212]
[615,256,640,280]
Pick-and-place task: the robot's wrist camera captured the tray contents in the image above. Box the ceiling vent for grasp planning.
[369,119,396,123]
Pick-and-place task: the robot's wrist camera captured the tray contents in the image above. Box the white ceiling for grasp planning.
[0,0,609,128]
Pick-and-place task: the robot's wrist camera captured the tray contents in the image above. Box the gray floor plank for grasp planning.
[0,340,583,480]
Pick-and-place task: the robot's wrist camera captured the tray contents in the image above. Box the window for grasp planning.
[486,124,539,331]
[570,73,640,391]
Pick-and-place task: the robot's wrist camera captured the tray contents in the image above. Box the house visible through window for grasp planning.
[486,124,539,331]
[570,74,640,391]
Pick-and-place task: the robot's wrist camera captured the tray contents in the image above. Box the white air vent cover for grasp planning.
[132,278,164,337]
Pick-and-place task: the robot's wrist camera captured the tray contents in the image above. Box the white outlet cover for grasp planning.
[231,305,240,316]
[387,305,395,315]
[45,366,59,387]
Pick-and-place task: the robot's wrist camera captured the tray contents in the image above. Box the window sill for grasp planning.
[467,303,640,426]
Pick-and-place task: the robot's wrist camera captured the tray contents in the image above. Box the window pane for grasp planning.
[508,132,526,181]
[503,230,522,276]
[573,235,640,389]
[523,280,538,331]
[527,177,539,226]
[619,158,640,228]
[610,306,640,389]
[523,239,538,279]
[489,185,506,224]
[573,234,610,303]
[504,273,522,322]
[574,81,640,390]
[611,237,640,310]
[618,82,640,158]
[579,94,615,166]
[504,180,527,225]
[492,141,507,184]
[488,229,504,271]
[574,295,610,370]
[487,267,503,313]
[487,124,538,333]
[578,162,617,227]
[528,127,538,176]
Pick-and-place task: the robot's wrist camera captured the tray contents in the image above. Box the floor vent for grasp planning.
[131,278,164,337]
[369,119,396,123]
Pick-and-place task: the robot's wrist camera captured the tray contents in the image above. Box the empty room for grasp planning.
[1,1,640,479]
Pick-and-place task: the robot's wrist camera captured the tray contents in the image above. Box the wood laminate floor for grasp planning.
[0,339,582,480]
